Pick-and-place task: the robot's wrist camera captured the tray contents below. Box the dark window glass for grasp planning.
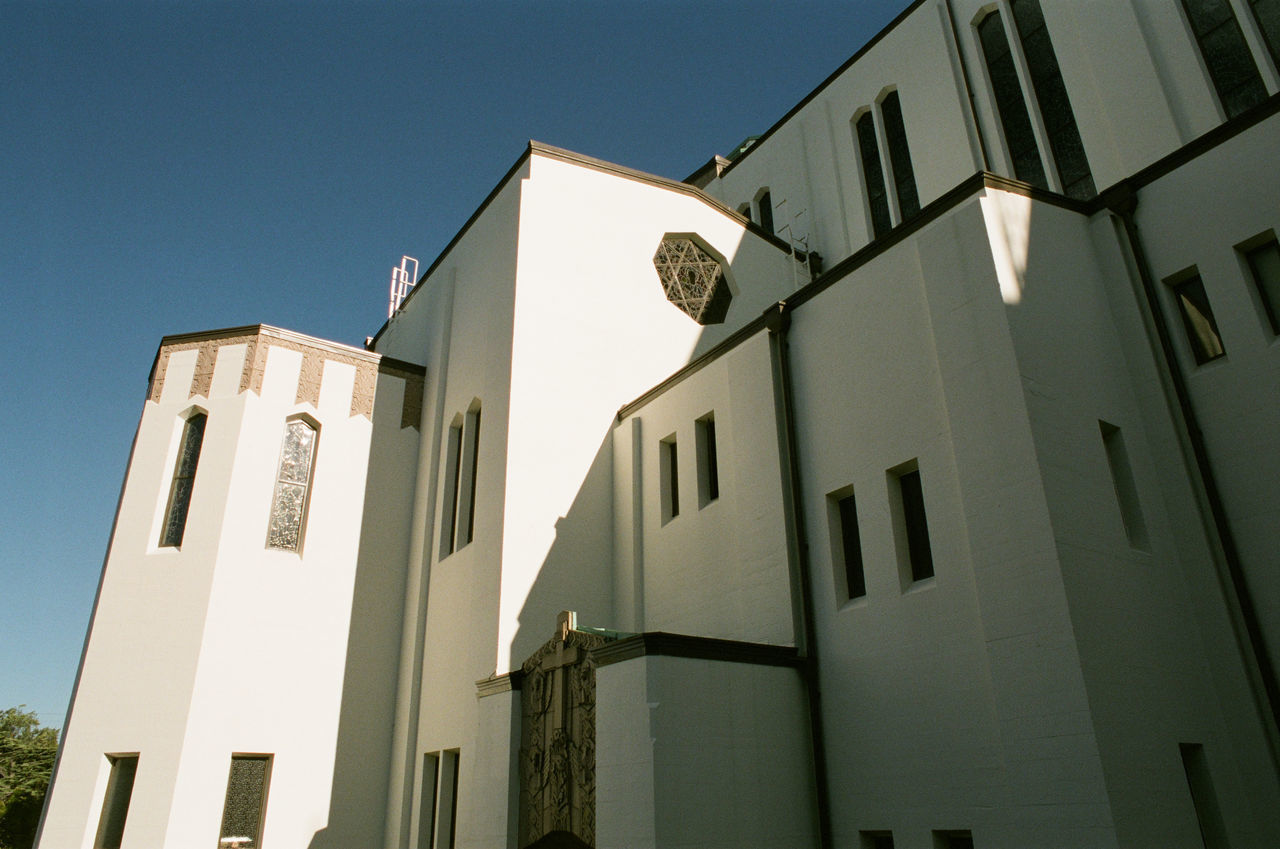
[160,413,207,547]
[1010,0,1096,199]
[463,409,481,545]
[698,415,719,505]
[1245,238,1280,334]
[219,756,270,849]
[1182,0,1268,117]
[1171,274,1227,364]
[94,755,138,849]
[1250,0,1280,66]
[879,91,921,220]
[1180,743,1229,849]
[837,493,866,599]
[661,437,679,522]
[757,191,774,234]
[899,469,934,582]
[856,112,892,237]
[978,10,1048,188]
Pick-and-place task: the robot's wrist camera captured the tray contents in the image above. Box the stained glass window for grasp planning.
[1182,0,1267,118]
[160,413,207,547]
[880,91,921,221]
[267,419,317,551]
[978,9,1049,189]
[855,111,892,237]
[218,755,270,848]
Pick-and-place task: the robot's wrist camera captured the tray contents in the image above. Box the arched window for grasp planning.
[160,412,207,547]
[266,418,318,551]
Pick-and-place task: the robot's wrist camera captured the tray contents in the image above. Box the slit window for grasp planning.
[1180,743,1229,848]
[93,754,138,849]
[1169,273,1227,364]
[1100,421,1148,550]
[1249,0,1280,68]
[660,435,679,522]
[459,407,481,546]
[1182,0,1268,118]
[880,91,921,220]
[418,749,460,849]
[696,414,719,507]
[830,488,866,601]
[439,421,463,557]
[756,191,774,234]
[1009,0,1096,199]
[855,111,893,237]
[417,753,440,849]
[890,463,934,585]
[1244,237,1280,334]
[160,412,207,547]
[978,9,1048,189]
[218,755,271,849]
[266,418,318,551]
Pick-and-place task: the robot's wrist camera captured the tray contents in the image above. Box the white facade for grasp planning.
[38,2,1280,848]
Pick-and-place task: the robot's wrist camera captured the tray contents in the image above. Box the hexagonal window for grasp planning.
[653,236,731,325]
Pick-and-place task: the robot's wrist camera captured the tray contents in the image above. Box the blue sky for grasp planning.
[1,0,906,727]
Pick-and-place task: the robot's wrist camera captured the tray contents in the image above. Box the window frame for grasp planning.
[265,415,320,553]
[159,409,208,548]
[1165,268,1228,365]
[828,486,867,602]
[696,413,719,508]
[217,754,272,849]
[1238,231,1280,335]
[660,433,680,523]
[889,460,935,588]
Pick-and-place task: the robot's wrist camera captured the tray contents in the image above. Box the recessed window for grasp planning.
[1248,0,1280,68]
[1181,0,1268,118]
[93,754,138,849]
[696,413,719,507]
[1180,743,1228,849]
[890,462,934,585]
[1100,421,1148,551]
[829,487,866,601]
[1008,0,1096,199]
[418,749,460,849]
[978,8,1049,189]
[1243,236,1280,334]
[439,403,481,558]
[737,202,753,223]
[879,91,920,221]
[218,755,271,849]
[159,412,207,547]
[266,417,318,551]
[660,434,679,523]
[861,831,895,849]
[1168,272,1227,364]
[933,830,974,849]
[756,190,775,234]
[855,110,893,237]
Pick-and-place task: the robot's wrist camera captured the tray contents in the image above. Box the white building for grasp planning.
[37,1,1280,847]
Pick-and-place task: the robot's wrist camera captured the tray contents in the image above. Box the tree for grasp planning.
[0,707,59,849]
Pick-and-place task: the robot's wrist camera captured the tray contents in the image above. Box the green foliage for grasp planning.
[0,707,59,849]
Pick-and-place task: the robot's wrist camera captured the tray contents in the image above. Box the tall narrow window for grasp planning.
[830,488,866,601]
[890,463,934,585]
[1182,0,1269,117]
[756,191,774,234]
[1180,743,1229,848]
[978,9,1049,189]
[1169,273,1227,364]
[459,407,481,546]
[660,435,679,522]
[218,755,271,849]
[439,421,463,558]
[879,91,921,220]
[417,753,440,849]
[1100,421,1148,550]
[855,111,892,237]
[429,749,459,849]
[1009,0,1096,199]
[696,414,719,507]
[1244,236,1280,334]
[160,412,207,547]
[266,418,318,551]
[1249,0,1280,67]
[439,404,481,558]
[93,754,138,849]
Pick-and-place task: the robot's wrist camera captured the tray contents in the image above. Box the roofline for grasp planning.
[155,323,426,377]
[718,0,930,179]
[367,139,800,349]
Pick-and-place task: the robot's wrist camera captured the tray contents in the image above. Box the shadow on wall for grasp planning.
[307,404,418,848]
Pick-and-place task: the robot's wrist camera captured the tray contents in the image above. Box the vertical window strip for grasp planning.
[160,413,207,547]
[1182,0,1268,117]
[978,10,1049,189]
[440,423,463,557]
[660,436,679,522]
[856,111,892,237]
[1171,274,1227,363]
[1245,238,1280,334]
[418,753,440,849]
[895,467,935,583]
[757,191,774,234]
[1250,0,1280,67]
[93,755,138,849]
[266,419,317,551]
[219,755,271,849]
[836,492,866,600]
[697,414,719,506]
[1010,0,1096,199]
[1100,421,1149,550]
[879,92,921,220]
[461,408,481,546]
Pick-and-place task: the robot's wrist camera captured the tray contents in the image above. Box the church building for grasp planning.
[37,1,1280,847]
